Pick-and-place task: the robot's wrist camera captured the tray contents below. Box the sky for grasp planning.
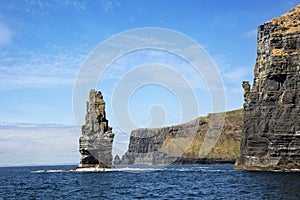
[0,0,298,166]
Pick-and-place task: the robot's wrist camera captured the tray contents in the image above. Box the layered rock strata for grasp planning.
[78,89,114,168]
[120,109,243,165]
[235,5,300,170]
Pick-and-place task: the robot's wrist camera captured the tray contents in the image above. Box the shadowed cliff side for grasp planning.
[120,109,243,165]
[235,4,300,170]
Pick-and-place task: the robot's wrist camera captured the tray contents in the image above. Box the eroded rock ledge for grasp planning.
[235,4,300,170]
[78,89,114,168]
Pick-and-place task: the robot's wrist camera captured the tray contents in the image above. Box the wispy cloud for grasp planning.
[102,0,121,14]
[210,11,239,29]
[0,24,13,47]
[63,0,86,11]
[0,51,85,90]
[242,29,257,38]
[222,66,252,83]
[100,49,209,91]
[23,0,87,14]
[212,54,253,84]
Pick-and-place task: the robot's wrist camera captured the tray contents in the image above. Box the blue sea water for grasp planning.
[0,164,299,199]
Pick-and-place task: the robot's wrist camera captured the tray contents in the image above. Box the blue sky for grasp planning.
[0,0,298,166]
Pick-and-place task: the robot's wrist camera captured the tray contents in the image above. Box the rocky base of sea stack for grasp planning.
[77,163,114,169]
[76,166,115,172]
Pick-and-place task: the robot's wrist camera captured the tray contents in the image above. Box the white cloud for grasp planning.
[0,126,80,166]
[0,123,131,166]
[0,24,13,47]
[211,54,253,84]
[222,66,252,83]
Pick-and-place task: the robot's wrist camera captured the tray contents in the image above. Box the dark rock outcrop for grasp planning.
[78,89,114,168]
[113,155,121,165]
[121,109,243,165]
[235,5,300,170]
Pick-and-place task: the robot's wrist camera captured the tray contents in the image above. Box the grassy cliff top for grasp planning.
[133,109,243,133]
[269,4,300,34]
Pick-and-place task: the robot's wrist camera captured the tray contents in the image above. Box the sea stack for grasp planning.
[235,5,300,170]
[78,89,114,168]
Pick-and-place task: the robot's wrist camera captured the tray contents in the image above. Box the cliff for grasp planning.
[235,5,300,170]
[78,89,114,168]
[120,109,243,165]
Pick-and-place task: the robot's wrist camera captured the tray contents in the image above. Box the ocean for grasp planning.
[0,164,299,199]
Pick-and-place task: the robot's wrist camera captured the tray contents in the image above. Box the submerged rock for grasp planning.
[235,4,300,170]
[113,155,121,165]
[78,89,114,168]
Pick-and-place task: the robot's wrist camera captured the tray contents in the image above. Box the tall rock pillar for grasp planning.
[78,89,114,168]
[235,5,300,170]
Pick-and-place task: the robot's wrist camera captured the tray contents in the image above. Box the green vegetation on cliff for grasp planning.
[175,109,243,159]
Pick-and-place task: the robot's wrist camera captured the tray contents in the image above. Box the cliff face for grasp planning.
[235,5,300,170]
[78,89,114,168]
[121,109,243,165]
